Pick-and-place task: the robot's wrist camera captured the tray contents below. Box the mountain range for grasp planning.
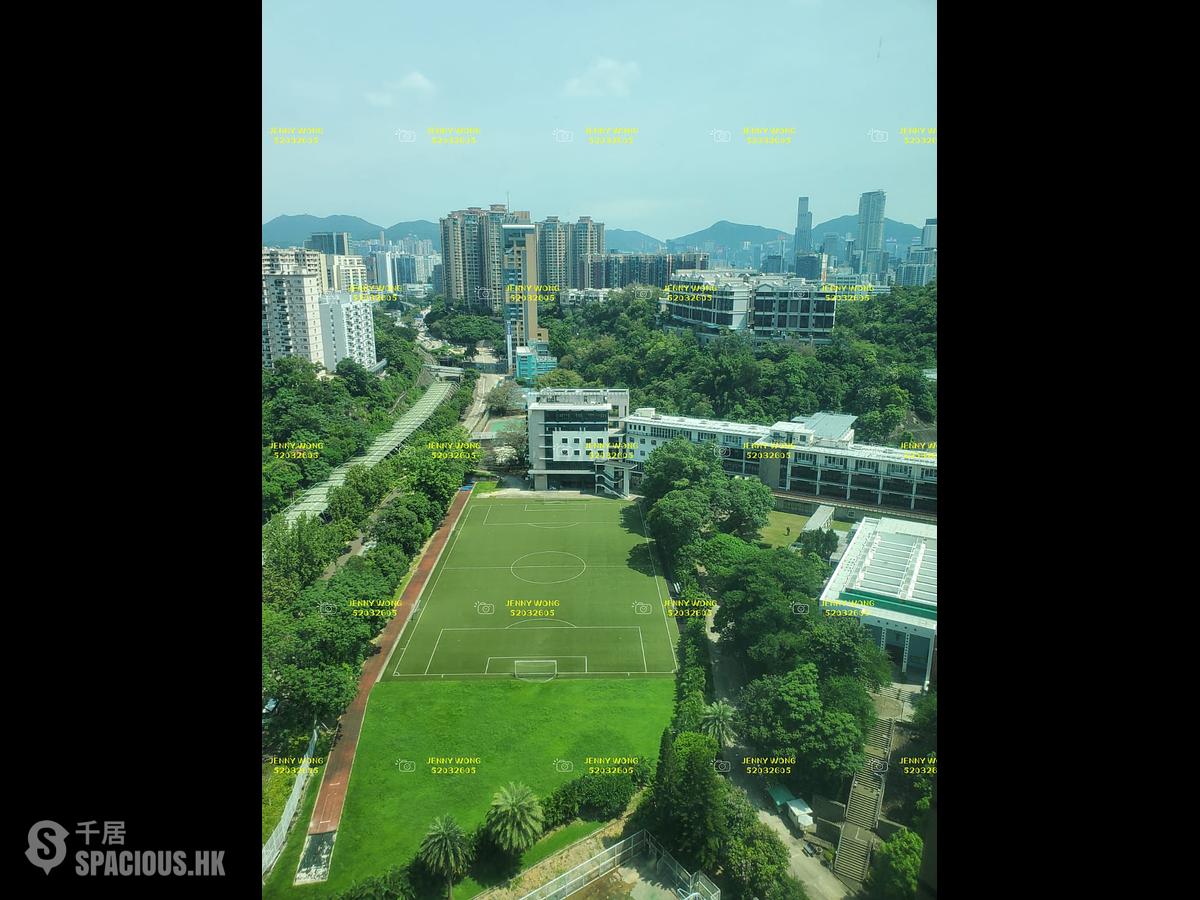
[262,214,923,254]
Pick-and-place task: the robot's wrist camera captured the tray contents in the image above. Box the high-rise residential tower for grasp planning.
[794,197,813,254]
[538,216,571,297]
[318,291,377,371]
[570,216,605,289]
[856,190,887,275]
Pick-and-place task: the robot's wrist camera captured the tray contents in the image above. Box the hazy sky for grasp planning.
[262,0,936,238]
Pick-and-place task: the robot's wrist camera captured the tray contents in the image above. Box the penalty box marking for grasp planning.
[485,656,588,673]
[425,626,650,674]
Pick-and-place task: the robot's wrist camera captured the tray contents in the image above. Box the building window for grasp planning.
[573,450,579,456]
[573,438,580,444]
[856,460,878,473]
[561,438,567,444]
[796,452,816,464]
[640,439,645,444]
[886,464,912,476]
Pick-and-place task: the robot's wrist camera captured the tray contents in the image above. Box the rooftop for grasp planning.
[790,412,858,440]
[819,517,937,630]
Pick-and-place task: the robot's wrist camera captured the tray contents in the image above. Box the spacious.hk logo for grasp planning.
[23,819,224,878]
[26,820,68,874]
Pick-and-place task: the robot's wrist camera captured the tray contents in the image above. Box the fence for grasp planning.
[261,728,319,879]
[515,830,719,900]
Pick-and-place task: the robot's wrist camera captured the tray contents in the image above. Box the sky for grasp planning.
[262,0,936,239]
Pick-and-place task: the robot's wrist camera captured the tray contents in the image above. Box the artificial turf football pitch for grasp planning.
[382,495,678,679]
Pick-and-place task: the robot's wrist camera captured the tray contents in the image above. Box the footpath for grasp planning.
[292,484,475,884]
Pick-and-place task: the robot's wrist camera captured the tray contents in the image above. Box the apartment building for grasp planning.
[325,254,368,292]
[262,273,324,368]
[318,291,377,371]
[262,247,329,292]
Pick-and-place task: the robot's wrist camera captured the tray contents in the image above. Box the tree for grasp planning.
[485,381,524,415]
[646,487,714,563]
[485,783,544,855]
[370,502,423,556]
[795,528,839,562]
[700,699,739,748]
[535,368,585,388]
[418,816,473,900]
[698,533,757,581]
[725,819,793,899]
[672,691,706,735]
[638,438,723,505]
[667,732,729,871]
[866,829,923,900]
[712,477,774,541]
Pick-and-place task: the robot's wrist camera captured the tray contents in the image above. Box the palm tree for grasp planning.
[485,782,545,854]
[418,815,472,900]
[700,699,739,748]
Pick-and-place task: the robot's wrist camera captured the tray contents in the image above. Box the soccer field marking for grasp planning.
[423,629,445,675]
[444,564,629,569]
[484,655,588,674]
[510,551,587,585]
[484,504,492,525]
[636,503,679,674]
[638,627,648,672]
[526,522,580,529]
[383,494,473,679]
[440,625,641,631]
[505,619,577,628]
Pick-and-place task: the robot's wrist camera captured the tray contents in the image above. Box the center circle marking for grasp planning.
[510,551,587,585]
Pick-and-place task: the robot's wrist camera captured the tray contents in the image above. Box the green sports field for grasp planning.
[383,496,678,679]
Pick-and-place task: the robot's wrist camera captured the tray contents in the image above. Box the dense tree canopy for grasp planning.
[539,284,936,442]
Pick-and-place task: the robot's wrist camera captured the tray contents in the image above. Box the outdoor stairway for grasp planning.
[845,772,882,829]
[833,828,871,882]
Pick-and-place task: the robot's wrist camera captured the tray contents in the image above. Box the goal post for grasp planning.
[514,659,558,682]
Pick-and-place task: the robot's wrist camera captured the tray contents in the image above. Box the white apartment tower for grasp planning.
[319,291,377,371]
[262,273,324,368]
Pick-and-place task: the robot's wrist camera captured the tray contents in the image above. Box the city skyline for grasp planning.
[262,0,937,237]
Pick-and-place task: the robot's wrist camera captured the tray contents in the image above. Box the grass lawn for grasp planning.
[759,511,810,547]
[760,511,851,548]
[470,480,501,493]
[263,763,298,843]
[262,678,673,900]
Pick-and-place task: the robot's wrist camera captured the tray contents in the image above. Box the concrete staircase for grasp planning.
[834,717,896,883]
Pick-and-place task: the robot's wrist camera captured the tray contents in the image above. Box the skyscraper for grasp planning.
[856,190,886,275]
[439,206,517,311]
[305,232,351,256]
[794,197,813,254]
[570,216,605,289]
[538,216,571,297]
[822,233,842,265]
[922,218,938,249]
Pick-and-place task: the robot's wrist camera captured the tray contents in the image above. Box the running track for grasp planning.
[306,484,474,837]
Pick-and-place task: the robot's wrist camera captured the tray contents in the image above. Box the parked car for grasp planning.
[805,841,820,857]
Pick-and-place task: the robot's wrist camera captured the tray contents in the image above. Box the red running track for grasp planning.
[306,485,474,836]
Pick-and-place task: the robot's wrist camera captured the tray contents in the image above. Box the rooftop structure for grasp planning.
[819,516,937,688]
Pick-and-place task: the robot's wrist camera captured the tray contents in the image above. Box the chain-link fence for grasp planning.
[261,728,319,879]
